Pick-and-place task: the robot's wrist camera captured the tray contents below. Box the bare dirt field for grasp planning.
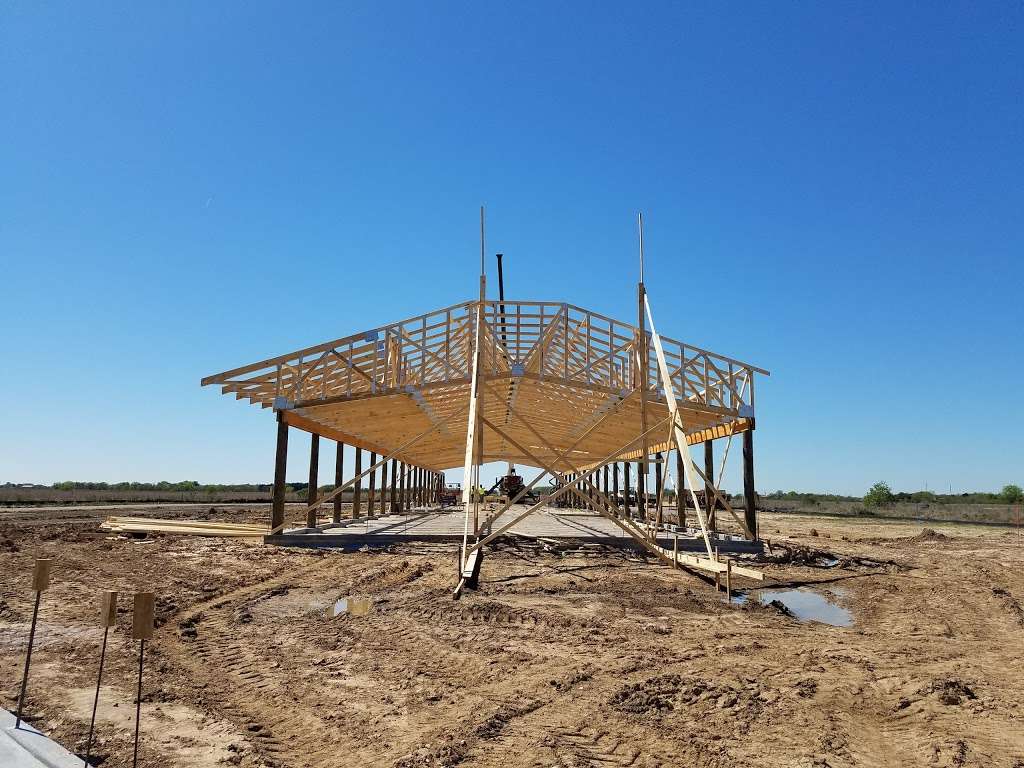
[2,505,1023,768]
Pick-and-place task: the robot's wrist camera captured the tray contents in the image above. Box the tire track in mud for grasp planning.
[160,554,512,768]
[162,556,417,768]
[546,726,642,767]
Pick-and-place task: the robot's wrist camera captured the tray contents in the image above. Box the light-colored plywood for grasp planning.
[100,590,118,627]
[202,299,768,472]
[31,558,52,592]
[132,592,155,640]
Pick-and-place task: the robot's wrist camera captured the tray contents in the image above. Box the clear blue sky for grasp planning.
[2,2,1021,496]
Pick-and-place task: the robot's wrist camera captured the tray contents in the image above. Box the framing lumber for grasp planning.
[203,299,767,475]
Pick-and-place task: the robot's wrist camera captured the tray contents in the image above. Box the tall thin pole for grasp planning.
[16,558,51,729]
[131,592,154,768]
[480,205,486,278]
[132,639,145,768]
[638,211,644,283]
[84,625,108,766]
[636,212,649,519]
[15,591,42,728]
[85,590,117,768]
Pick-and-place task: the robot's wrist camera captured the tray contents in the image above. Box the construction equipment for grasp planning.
[439,482,462,507]
[485,464,538,503]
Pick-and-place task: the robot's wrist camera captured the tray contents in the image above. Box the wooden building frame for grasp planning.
[202,252,769,584]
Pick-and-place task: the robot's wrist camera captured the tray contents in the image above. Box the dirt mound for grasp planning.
[0,598,19,620]
[992,587,1024,626]
[610,674,683,714]
[762,543,837,566]
[920,678,977,706]
[610,674,770,718]
[394,738,468,767]
[909,528,951,542]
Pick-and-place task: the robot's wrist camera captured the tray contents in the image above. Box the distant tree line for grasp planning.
[48,481,295,493]
[10,480,1021,506]
[862,481,1022,508]
[765,490,860,503]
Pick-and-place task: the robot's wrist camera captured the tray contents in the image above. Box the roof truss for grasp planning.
[202,299,768,472]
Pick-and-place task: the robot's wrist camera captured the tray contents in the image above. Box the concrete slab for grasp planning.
[1,709,86,768]
[267,504,763,554]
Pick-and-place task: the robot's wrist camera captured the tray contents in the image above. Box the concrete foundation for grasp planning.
[1,709,85,768]
[266,504,763,554]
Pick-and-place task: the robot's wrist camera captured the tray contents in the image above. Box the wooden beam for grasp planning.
[333,440,344,523]
[352,448,363,519]
[271,416,288,531]
[743,426,757,540]
[306,433,320,527]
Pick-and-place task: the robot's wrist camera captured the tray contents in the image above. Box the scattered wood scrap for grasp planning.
[100,516,268,538]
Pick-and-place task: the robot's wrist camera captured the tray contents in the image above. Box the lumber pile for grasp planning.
[100,516,269,538]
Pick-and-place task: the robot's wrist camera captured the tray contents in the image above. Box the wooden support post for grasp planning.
[333,441,344,524]
[377,453,387,516]
[352,448,363,518]
[655,452,664,523]
[726,558,733,603]
[398,461,406,512]
[622,462,631,517]
[743,426,757,540]
[704,440,716,532]
[676,449,685,529]
[636,461,646,521]
[603,465,609,500]
[613,463,620,515]
[390,459,398,513]
[367,452,377,516]
[306,434,319,528]
[271,415,289,531]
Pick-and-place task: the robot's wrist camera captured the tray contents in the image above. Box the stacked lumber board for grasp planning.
[100,516,268,538]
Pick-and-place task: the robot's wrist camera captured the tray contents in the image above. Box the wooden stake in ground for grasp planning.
[85,590,118,768]
[131,592,155,768]
[16,557,52,728]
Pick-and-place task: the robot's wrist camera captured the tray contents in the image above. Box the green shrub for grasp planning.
[863,481,895,508]
[1000,484,1024,504]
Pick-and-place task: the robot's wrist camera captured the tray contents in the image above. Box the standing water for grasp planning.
[737,587,852,627]
[331,597,372,617]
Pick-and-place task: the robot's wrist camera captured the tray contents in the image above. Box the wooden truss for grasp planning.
[202,298,768,474]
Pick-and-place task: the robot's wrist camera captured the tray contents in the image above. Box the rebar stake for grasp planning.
[131,592,155,768]
[85,590,117,767]
[16,558,52,729]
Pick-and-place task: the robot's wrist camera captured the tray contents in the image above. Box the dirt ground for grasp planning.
[1,505,1023,768]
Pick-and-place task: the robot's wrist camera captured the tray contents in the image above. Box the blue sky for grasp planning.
[2,2,1021,495]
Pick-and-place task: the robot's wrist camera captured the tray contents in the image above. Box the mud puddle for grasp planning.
[331,596,372,617]
[738,586,852,626]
